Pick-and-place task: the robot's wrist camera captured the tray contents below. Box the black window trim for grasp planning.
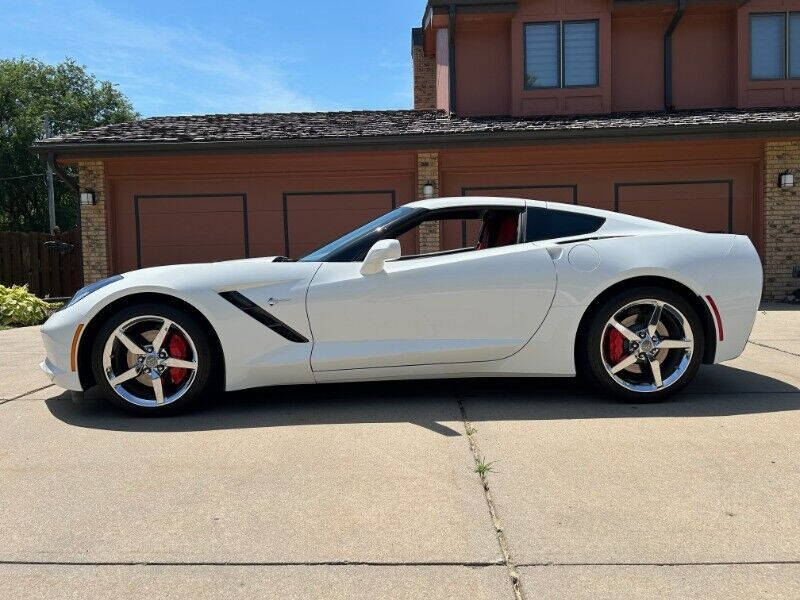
[749,11,800,81]
[523,19,600,90]
[524,206,606,243]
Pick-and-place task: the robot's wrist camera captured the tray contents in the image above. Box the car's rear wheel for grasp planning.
[91,303,213,415]
[581,287,704,402]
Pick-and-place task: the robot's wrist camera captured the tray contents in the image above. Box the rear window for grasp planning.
[525,207,605,242]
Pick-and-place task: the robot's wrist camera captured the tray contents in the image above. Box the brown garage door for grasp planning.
[441,185,577,250]
[135,194,248,268]
[615,181,732,233]
[283,191,396,258]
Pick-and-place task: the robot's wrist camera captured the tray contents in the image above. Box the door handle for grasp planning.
[267,297,290,307]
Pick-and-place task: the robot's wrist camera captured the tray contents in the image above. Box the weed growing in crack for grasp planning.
[474,457,498,477]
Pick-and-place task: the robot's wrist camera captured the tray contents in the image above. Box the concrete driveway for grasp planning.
[1,307,798,599]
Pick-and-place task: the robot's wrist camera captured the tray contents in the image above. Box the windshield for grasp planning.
[299,206,417,262]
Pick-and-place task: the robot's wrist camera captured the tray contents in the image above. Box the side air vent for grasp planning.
[219,291,309,343]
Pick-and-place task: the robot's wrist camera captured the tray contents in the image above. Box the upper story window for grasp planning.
[750,12,800,79]
[524,20,599,89]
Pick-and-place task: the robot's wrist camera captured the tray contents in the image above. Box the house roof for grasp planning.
[33,108,800,157]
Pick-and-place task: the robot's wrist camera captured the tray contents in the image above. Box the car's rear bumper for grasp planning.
[707,235,763,363]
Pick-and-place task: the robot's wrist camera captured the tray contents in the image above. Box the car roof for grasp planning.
[406,196,693,234]
[407,196,544,210]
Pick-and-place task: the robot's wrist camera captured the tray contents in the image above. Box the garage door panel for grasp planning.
[137,196,246,214]
[138,212,245,246]
[139,244,246,268]
[463,186,576,204]
[285,192,395,259]
[136,194,247,268]
[246,210,287,252]
[288,193,392,211]
[249,242,289,258]
[617,182,730,233]
[617,182,726,203]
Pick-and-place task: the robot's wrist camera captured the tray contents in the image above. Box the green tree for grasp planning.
[0,57,138,231]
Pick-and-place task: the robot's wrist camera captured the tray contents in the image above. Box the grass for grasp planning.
[474,457,498,477]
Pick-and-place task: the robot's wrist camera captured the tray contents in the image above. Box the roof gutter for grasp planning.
[664,0,686,110]
[31,120,800,159]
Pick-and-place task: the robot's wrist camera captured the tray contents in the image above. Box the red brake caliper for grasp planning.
[167,332,189,385]
[606,328,625,364]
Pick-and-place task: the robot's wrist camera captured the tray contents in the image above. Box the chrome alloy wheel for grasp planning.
[101,315,198,407]
[600,299,694,393]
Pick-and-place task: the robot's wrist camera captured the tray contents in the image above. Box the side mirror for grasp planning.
[360,239,401,275]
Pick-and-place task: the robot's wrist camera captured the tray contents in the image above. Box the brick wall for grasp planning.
[763,141,800,301]
[77,161,110,284]
[417,151,441,254]
[412,28,436,110]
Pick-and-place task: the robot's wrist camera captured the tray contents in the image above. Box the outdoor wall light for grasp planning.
[80,189,96,206]
[422,182,435,198]
[778,171,794,188]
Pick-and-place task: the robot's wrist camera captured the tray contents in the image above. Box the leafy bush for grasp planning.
[0,284,60,326]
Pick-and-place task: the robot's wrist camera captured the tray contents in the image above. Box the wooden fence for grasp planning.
[0,228,83,299]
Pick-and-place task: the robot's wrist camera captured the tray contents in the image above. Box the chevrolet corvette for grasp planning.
[40,196,762,414]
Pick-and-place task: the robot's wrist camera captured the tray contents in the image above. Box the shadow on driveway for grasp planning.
[43,363,800,436]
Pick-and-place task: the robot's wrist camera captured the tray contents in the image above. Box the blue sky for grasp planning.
[0,0,427,116]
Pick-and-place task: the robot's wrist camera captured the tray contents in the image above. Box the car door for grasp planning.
[305,243,557,371]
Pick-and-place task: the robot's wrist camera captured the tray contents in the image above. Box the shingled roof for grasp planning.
[33,107,800,155]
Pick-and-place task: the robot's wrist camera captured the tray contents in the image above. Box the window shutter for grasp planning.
[790,13,800,77]
[525,22,559,88]
[750,13,785,79]
[563,21,598,87]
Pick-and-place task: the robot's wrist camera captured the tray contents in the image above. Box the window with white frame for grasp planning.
[750,12,800,79]
[524,20,599,89]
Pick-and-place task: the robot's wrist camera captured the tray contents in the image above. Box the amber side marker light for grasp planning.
[705,296,724,342]
[70,324,85,372]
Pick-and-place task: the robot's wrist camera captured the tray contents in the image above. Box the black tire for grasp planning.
[578,286,705,402]
[91,302,214,415]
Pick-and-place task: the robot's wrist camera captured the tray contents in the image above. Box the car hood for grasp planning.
[118,257,322,292]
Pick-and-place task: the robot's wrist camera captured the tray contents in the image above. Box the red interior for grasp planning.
[476,213,519,250]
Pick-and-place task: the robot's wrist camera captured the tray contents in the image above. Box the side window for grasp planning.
[525,207,605,242]
[396,208,522,259]
[750,13,786,79]
[749,12,800,79]
[524,20,599,89]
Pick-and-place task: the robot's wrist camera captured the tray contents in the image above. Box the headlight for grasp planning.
[65,275,124,308]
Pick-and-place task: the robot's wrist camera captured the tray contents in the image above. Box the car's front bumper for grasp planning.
[39,308,85,392]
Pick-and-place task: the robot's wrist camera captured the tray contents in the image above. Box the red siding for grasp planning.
[438,139,762,254]
[456,22,512,116]
[424,0,800,115]
[611,15,665,112]
[673,12,737,109]
[105,152,417,273]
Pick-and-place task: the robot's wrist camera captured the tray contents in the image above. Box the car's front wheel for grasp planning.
[91,303,213,415]
[581,287,705,402]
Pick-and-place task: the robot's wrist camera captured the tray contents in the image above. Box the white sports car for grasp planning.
[41,196,762,414]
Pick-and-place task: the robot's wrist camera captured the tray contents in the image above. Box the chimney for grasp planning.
[412,27,436,110]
